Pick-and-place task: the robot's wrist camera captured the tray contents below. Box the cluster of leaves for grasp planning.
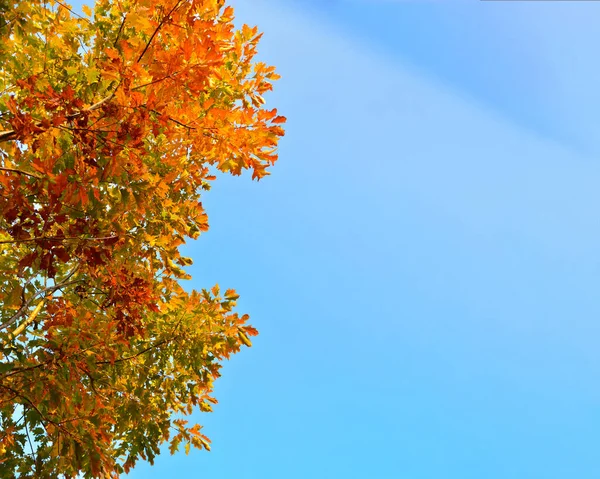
[0,0,284,476]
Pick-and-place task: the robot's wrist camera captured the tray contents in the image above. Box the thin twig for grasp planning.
[137,0,183,63]
[114,14,128,47]
[0,340,103,381]
[0,267,80,332]
[97,311,186,366]
[0,94,115,143]
[0,358,54,381]
[0,385,52,434]
[24,408,38,463]
[55,0,91,23]
[96,337,172,365]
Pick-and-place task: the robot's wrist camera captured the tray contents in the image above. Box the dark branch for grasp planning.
[0,94,114,143]
[114,14,128,47]
[137,0,183,63]
[0,234,118,245]
[0,267,80,332]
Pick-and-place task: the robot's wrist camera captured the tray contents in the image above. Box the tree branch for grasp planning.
[0,130,17,142]
[0,385,53,434]
[97,311,186,366]
[0,94,114,143]
[0,234,118,245]
[3,299,45,343]
[137,0,183,63]
[55,0,91,23]
[24,407,38,464]
[0,266,80,332]
[96,337,173,365]
[0,167,41,179]
[114,14,128,47]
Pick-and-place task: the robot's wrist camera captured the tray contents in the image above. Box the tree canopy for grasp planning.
[0,0,284,476]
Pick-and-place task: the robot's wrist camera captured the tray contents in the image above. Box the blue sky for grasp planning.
[123,1,600,478]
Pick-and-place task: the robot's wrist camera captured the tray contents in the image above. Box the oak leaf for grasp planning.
[0,0,285,476]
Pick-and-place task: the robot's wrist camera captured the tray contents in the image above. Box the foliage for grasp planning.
[0,0,284,476]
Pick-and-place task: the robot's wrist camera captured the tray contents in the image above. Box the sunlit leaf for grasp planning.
[0,0,285,476]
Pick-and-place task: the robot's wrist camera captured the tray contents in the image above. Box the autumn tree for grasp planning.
[0,0,285,476]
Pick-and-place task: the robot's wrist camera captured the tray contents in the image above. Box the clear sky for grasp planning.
[118,1,600,477]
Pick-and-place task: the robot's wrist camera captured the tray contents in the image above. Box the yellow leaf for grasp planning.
[238,330,252,347]
[82,4,92,16]
[200,437,211,451]
[128,12,153,33]
[4,284,23,309]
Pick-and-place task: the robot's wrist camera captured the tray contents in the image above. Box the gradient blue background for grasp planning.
[116,0,600,477]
